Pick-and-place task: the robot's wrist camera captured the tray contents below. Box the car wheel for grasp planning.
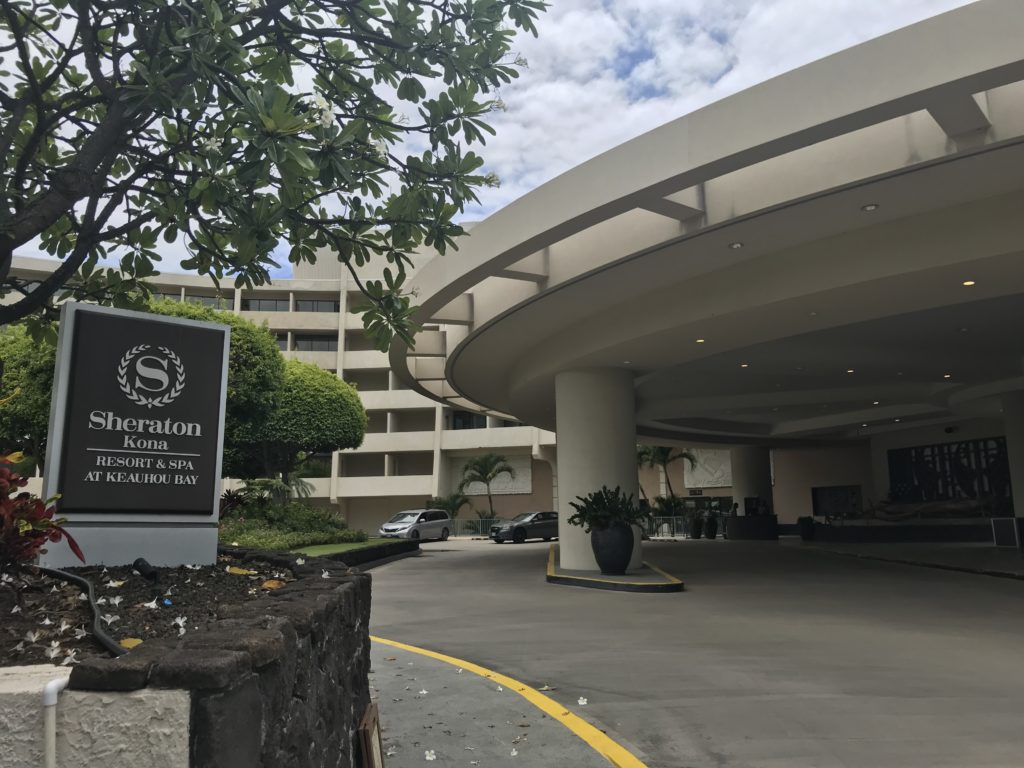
[410,529,420,540]
[441,527,449,541]
[512,528,526,544]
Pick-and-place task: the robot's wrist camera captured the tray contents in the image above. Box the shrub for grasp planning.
[567,486,650,533]
[218,496,365,551]
[0,455,83,574]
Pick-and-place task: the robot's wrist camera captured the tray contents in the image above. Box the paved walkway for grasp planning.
[370,539,1024,768]
[370,641,611,767]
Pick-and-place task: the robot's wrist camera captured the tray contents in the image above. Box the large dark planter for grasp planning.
[704,516,719,539]
[688,516,704,539]
[797,516,815,541]
[591,524,634,575]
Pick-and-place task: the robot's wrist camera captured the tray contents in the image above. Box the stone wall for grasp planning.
[69,550,371,768]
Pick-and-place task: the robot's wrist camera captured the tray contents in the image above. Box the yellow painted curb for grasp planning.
[371,635,648,768]
[546,545,684,589]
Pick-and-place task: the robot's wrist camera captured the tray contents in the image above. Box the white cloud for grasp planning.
[463,0,978,218]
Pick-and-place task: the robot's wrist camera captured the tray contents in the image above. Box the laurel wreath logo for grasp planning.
[116,344,186,409]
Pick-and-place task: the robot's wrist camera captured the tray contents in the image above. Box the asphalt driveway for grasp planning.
[369,538,1024,768]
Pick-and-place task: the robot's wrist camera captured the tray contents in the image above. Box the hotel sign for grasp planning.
[46,304,230,516]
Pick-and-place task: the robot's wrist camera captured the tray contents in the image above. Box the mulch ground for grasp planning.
[1,552,298,668]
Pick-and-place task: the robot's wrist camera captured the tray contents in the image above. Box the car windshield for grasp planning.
[510,513,533,522]
[388,512,420,524]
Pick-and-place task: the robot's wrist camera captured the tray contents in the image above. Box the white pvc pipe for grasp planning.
[42,676,69,768]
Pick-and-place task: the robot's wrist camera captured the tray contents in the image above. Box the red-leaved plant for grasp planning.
[0,453,84,575]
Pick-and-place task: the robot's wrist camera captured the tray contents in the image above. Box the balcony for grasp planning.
[358,389,438,410]
[357,431,434,453]
[334,475,433,498]
[239,310,339,331]
[343,350,389,370]
[440,426,537,451]
[288,350,338,368]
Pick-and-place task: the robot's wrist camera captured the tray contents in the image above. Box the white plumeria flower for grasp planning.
[184,564,201,570]
[385,747,397,757]
[78,593,87,601]
[143,597,159,609]
[100,614,119,625]
[178,627,187,637]
[456,668,463,674]
[45,641,62,659]
[105,579,126,588]
[10,605,20,614]
[61,651,78,666]
[24,630,41,643]
[95,597,107,606]
[0,572,13,583]
[101,567,108,574]
[12,641,25,652]
[40,617,53,626]
[50,584,59,593]
[109,596,123,607]
[424,750,436,761]
[578,697,588,706]
[294,557,305,565]
[321,570,330,579]
[496,686,503,692]
[74,627,88,640]
[172,616,187,629]
[418,689,428,695]
[58,620,71,634]
[510,748,519,757]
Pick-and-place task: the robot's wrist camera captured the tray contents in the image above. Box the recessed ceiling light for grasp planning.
[740,363,749,368]
[695,338,705,344]
[846,369,855,374]
[809,311,818,317]
[943,373,952,379]
[622,360,631,365]
[962,280,976,287]
[861,423,868,427]
[861,203,880,212]
[872,401,880,405]
[894,418,902,423]
[729,241,744,250]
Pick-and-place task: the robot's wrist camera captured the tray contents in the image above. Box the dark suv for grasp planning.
[490,511,559,543]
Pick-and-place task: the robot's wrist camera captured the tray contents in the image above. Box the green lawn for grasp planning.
[292,538,394,556]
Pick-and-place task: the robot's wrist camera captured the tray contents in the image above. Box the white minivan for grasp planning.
[378,509,451,541]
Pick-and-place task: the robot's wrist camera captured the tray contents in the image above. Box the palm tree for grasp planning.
[458,453,516,519]
[428,493,471,520]
[636,445,654,501]
[640,445,697,497]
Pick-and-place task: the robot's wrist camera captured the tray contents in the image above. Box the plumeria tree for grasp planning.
[0,0,546,348]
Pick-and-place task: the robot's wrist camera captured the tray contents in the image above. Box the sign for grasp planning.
[41,304,229,566]
[688,489,703,496]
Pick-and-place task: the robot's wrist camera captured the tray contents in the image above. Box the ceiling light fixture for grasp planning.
[894,418,902,423]
[622,360,631,365]
[861,423,868,427]
[846,369,855,374]
[872,401,880,405]
[740,363,749,368]
[696,338,705,344]
[962,280,976,287]
[729,241,744,250]
[943,373,952,379]
[861,203,880,212]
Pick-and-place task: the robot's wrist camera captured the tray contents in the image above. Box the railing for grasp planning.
[449,518,504,537]
[447,516,711,539]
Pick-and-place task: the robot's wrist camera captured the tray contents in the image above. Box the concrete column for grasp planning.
[730,446,773,515]
[1002,393,1024,516]
[555,368,639,571]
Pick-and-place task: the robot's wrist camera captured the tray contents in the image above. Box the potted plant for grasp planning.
[688,511,704,540]
[568,486,649,575]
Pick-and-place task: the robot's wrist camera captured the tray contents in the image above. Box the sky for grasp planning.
[20,0,978,277]
[463,0,977,220]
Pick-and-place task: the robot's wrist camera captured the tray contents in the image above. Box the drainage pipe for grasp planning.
[42,676,68,768]
[38,567,125,658]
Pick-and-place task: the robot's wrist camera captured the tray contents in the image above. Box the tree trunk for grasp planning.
[662,462,675,497]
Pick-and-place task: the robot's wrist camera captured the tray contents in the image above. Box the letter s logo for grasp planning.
[135,355,170,393]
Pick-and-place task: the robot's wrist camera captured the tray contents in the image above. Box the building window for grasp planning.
[274,334,288,351]
[185,294,231,309]
[294,334,338,352]
[451,410,487,430]
[241,297,290,312]
[295,298,340,313]
[150,291,181,303]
